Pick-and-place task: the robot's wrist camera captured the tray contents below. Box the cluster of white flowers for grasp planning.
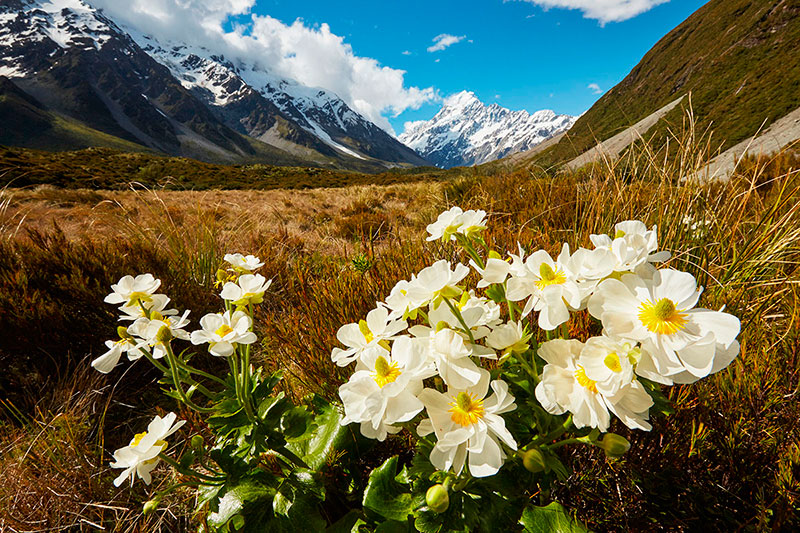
[97,254,273,486]
[335,211,741,478]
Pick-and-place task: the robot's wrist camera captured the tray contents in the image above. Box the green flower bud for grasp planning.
[522,448,546,473]
[143,499,159,515]
[155,325,173,344]
[190,435,205,451]
[117,326,134,340]
[426,484,450,513]
[601,434,631,458]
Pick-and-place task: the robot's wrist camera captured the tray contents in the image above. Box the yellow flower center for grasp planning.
[614,229,626,239]
[373,356,401,388]
[638,298,688,335]
[574,366,598,393]
[127,291,153,306]
[215,324,234,337]
[359,320,374,343]
[535,263,566,290]
[130,432,168,465]
[449,392,486,427]
[604,352,622,373]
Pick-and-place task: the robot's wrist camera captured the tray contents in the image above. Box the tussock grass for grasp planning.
[1,132,799,530]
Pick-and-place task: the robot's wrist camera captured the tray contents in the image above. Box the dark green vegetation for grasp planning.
[1,142,799,529]
[0,144,455,190]
[519,0,800,168]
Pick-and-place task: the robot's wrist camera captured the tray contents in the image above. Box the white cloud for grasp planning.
[427,33,466,52]
[588,83,603,94]
[402,50,411,55]
[90,0,436,133]
[517,1,669,24]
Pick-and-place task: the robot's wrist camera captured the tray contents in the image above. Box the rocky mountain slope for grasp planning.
[399,91,575,168]
[0,0,426,170]
[516,0,800,169]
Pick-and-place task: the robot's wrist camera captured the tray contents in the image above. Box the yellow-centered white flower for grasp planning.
[405,260,470,310]
[425,328,496,389]
[91,336,138,374]
[485,321,531,357]
[224,253,264,272]
[117,293,177,322]
[127,310,191,359]
[104,274,161,307]
[110,412,184,487]
[339,337,436,441]
[426,207,487,242]
[535,339,653,432]
[505,244,581,330]
[411,291,501,341]
[331,305,407,367]
[589,220,670,274]
[220,274,272,306]
[587,269,741,384]
[191,310,257,357]
[418,370,517,477]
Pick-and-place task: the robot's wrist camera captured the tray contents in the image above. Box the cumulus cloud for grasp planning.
[517,0,670,24]
[90,0,436,133]
[427,34,467,52]
[588,83,603,94]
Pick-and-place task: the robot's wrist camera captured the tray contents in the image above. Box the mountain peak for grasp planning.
[399,93,576,168]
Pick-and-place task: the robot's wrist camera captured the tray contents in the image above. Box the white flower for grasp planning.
[110,413,185,487]
[578,336,639,396]
[416,291,501,341]
[535,339,653,432]
[224,253,264,272]
[426,328,495,389]
[385,278,421,320]
[117,294,177,322]
[190,311,257,357]
[331,305,407,367]
[339,337,436,441]
[418,370,517,477]
[473,256,512,288]
[567,246,618,301]
[505,244,581,330]
[458,209,487,238]
[220,274,272,306]
[91,337,138,374]
[590,220,670,274]
[128,311,191,359]
[587,269,741,384]
[406,260,470,310]
[485,321,531,357]
[104,274,161,307]
[427,206,465,241]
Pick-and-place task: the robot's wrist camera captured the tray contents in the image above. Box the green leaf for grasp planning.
[485,283,506,303]
[289,402,352,470]
[325,510,366,533]
[281,406,313,440]
[375,520,410,532]
[206,479,276,530]
[362,456,415,522]
[519,502,589,533]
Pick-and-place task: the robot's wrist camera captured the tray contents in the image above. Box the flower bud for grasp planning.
[117,326,134,340]
[143,499,159,515]
[156,325,173,344]
[522,448,546,473]
[601,434,631,458]
[426,484,449,513]
[190,435,205,451]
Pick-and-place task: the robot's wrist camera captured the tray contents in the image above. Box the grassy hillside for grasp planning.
[523,0,800,168]
[0,145,454,190]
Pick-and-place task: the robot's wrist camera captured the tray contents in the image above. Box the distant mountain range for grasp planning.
[0,0,427,171]
[400,91,576,168]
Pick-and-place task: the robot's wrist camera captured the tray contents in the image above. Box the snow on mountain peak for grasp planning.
[399,92,576,168]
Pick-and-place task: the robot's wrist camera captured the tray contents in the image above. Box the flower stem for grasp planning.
[443,298,477,345]
[158,453,226,483]
[164,343,215,413]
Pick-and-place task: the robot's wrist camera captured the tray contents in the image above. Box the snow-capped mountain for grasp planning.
[0,0,426,169]
[400,91,577,168]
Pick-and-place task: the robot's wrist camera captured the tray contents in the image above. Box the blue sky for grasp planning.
[231,0,708,133]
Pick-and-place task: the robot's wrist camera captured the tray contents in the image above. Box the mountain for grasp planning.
[516,0,800,169]
[399,91,576,168]
[0,0,426,170]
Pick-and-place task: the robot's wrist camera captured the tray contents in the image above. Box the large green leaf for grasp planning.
[288,402,352,470]
[207,479,276,530]
[519,502,589,533]
[362,456,416,522]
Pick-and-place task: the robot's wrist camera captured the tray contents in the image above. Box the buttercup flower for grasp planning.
[418,370,517,477]
[91,335,138,374]
[427,206,465,241]
[224,253,264,272]
[485,321,531,357]
[110,413,185,487]
[587,269,741,384]
[331,305,407,367]
[117,294,177,322]
[506,244,582,330]
[220,274,272,306]
[191,310,257,357]
[339,337,436,440]
[589,220,670,274]
[426,328,496,390]
[128,310,191,359]
[535,339,653,432]
[105,274,161,307]
[406,260,470,310]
